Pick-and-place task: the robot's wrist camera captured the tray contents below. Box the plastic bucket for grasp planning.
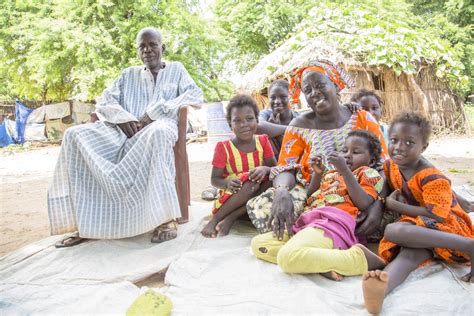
[207,102,233,145]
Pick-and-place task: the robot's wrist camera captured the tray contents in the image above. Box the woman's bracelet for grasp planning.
[275,184,290,191]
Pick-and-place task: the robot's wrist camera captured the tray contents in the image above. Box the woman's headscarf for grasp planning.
[289,60,354,106]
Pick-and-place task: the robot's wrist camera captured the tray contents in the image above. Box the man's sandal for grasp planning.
[151,220,178,243]
[55,232,86,248]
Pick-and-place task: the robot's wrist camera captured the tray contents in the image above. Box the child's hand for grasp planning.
[386,190,406,211]
[249,166,268,183]
[226,178,242,192]
[389,190,407,203]
[327,152,348,172]
[268,112,281,124]
[310,155,326,174]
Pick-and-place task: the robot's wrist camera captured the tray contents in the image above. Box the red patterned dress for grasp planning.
[211,134,274,214]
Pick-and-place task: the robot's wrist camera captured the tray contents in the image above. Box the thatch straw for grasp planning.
[238,35,468,132]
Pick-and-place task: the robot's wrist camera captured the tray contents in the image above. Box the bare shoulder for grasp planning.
[289,111,315,128]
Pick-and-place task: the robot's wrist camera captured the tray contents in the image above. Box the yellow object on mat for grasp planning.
[126,290,173,316]
[251,227,368,276]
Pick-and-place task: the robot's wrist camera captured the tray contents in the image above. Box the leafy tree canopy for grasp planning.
[0,0,472,103]
[0,0,232,102]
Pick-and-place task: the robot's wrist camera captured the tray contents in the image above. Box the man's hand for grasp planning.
[268,188,295,240]
[118,121,140,138]
[356,200,384,236]
[139,113,154,130]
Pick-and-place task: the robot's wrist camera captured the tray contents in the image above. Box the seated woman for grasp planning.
[201,95,276,237]
[258,80,299,160]
[246,60,388,237]
[252,130,386,280]
[362,112,473,314]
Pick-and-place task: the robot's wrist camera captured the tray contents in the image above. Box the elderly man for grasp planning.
[49,27,203,247]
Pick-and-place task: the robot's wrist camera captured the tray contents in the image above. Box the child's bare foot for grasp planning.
[362,270,389,314]
[201,218,219,238]
[354,243,386,270]
[215,216,236,236]
[321,271,343,281]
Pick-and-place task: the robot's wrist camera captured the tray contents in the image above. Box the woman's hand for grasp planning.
[226,178,242,192]
[343,102,361,113]
[310,155,326,174]
[327,152,349,173]
[249,166,269,183]
[268,188,295,240]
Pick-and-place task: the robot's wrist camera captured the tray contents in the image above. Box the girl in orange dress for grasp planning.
[362,112,474,314]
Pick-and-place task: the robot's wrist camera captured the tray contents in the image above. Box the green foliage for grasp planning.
[0,0,232,102]
[407,0,474,93]
[214,0,317,72]
[291,1,470,93]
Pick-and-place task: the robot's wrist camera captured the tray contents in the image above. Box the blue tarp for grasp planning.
[0,120,14,147]
[15,100,34,144]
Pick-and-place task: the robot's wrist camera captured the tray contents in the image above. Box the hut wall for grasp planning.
[340,66,466,131]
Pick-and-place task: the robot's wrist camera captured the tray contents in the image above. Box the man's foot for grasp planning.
[55,232,86,248]
[201,217,219,238]
[151,220,178,243]
[362,270,389,314]
[354,243,386,270]
[321,271,343,281]
[215,216,236,236]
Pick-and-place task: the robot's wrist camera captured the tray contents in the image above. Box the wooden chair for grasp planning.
[174,106,191,222]
[90,107,191,221]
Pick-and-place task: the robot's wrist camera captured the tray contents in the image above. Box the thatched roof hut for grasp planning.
[237,36,469,133]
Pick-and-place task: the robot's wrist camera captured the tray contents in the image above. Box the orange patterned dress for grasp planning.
[379,160,473,265]
[272,110,388,186]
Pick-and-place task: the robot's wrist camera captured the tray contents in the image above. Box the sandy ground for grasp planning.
[1,136,473,257]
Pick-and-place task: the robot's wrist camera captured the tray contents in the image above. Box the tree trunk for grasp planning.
[406,74,429,116]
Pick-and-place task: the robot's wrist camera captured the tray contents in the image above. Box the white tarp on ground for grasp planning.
[1,202,473,315]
